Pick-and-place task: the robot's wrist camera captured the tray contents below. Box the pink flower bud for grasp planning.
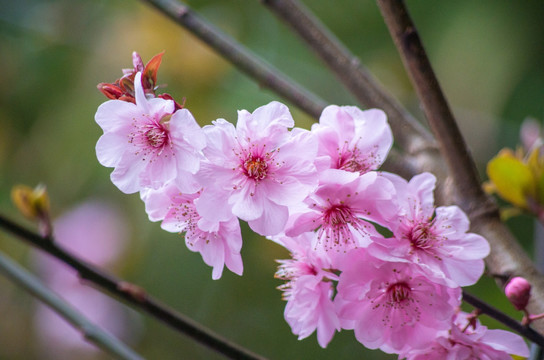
[132,51,144,72]
[505,276,532,311]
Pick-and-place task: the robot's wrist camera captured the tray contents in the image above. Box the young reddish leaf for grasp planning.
[143,51,164,89]
[97,83,124,100]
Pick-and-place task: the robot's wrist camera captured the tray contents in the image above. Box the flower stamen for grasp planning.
[243,156,268,180]
[145,127,168,148]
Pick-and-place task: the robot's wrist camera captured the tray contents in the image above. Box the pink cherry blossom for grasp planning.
[520,117,542,153]
[95,72,205,194]
[270,232,339,348]
[400,311,530,359]
[311,105,392,174]
[141,183,243,280]
[336,249,461,354]
[196,101,318,236]
[368,172,490,287]
[286,169,398,255]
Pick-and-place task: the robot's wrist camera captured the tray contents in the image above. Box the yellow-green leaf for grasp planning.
[11,184,50,221]
[487,150,536,209]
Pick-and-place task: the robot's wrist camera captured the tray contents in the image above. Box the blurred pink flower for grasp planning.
[196,101,318,236]
[33,201,140,356]
[400,311,530,359]
[95,72,205,194]
[286,169,397,255]
[271,232,339,348]
[141,183,243,280]
[336,249,460,354]
[368,172,490,287]
[311,106,392,174]
[520,117,542,153]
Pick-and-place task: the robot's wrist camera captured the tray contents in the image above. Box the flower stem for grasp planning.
[0,213,267,360]
[0,249,144,360]
[142,0,327,119]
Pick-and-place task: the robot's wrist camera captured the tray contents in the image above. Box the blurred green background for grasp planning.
[1,0,544,359]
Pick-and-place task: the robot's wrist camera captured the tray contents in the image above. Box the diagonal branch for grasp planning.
[139,0,442,183]
[0,250,145,360]
[463,290,544,346]
[375,0,484,213]
[142,0,327,119]
[261,0,435,155]
[0,213,267,360]
[376,0,544,336]
[2,213,541,348]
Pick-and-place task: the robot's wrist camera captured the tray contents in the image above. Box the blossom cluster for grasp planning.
[94,53,529,359]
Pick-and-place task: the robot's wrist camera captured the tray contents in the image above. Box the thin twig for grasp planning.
[376,0,544,337]
[0,249,145,360]
[0,213,267,360]
[142,0,327,119]
[261,0,435,156]
[463,290,544,347]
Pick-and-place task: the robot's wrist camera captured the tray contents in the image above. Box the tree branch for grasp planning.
[375,0,484,213]
[139,0,447,185]
[261,0,435,155]
[0,213,267,360]
[142,0,327,119]
[376,0,544,336]
[463,290,544,346]
[0,249,145,360]
[2,213,540,349]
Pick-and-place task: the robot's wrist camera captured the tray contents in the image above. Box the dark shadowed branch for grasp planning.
[0,213,267,360]
[1,212,542,348]
[142,0,327,119]
[261,0,434,155]
[0,250,145,360]
[463,291,544,346]
[376,0,544,336]
[376,0,483,212]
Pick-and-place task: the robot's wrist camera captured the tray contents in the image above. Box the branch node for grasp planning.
[118,281,148,303]
[177,5,188,17]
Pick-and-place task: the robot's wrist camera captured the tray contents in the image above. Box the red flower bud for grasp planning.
[505,276,532,311]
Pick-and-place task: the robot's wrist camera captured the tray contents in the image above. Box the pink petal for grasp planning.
[195,188,234,223]
[95,132,128,167]
[407,172,437,219]
[246,101,294,134]
[286,212,322,237]
[318,105,355,135]
[230,183,264,221]
[434,206,470,235]
[95,100,138,132]
[479,329,530,357]
[109,152,148,194]
[170,108,206,152]
[248,200,289,236]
